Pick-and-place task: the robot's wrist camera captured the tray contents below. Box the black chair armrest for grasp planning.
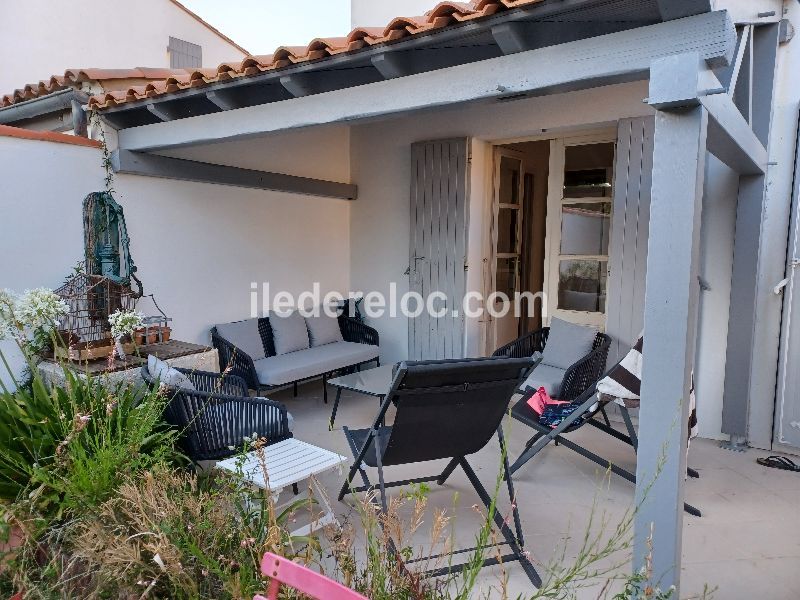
[211,329,260,391]
[339,316,379,346]
[176,368,249,397]
[171,391,292,461]
[559,335,612,402]
[492,328,549,358]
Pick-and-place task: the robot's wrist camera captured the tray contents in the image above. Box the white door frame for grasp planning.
[543,130,617,329]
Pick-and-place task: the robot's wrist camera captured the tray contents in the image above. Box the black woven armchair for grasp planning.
[493,327,611,403]
[142,366,292,461]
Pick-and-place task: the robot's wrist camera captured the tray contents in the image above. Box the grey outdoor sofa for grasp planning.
[211,312,379,402]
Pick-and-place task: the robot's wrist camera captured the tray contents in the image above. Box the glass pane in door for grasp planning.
[563,143,614,198]
[496,257,519,299]
[560,202,612,255]
[558,259,607,313]
[499,156,521,204]
[497,207,519,254]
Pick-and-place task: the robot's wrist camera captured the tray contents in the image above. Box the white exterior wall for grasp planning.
[0,132,351,386]
[349,81,744,439]
[0,0,246,93]
[744,0,800,448]
[349,82,654,364]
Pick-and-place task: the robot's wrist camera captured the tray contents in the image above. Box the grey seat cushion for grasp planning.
[147,354,195,390]
[541,317,598,370]
[269,311,310,355]
[520,363,567,397]
[305,312,344,347]
[253,341,380,386]
[215,318,265,361]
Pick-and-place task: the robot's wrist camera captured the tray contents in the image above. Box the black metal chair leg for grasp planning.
[322,373,328,404]
[329,388,343,430]
[293,381,298,397]
[460,457,542,587]
[436,457,460,485]
[600,405,612,427]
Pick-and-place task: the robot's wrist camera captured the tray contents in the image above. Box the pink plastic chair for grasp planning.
[254,552,368,600]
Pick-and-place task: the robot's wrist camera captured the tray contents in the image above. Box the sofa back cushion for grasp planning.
[215,318,266,361]
[305,311,344,347]
[269,311,311,355]
[540,317,598,370]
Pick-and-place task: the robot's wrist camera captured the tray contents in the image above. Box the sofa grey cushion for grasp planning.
[215,318,265,361]
[269,311,310,355]
[520,363,567,397]
[541,317,598,370]
[305,312,344,347]
[147,354,195,390]
[254,341,380,386]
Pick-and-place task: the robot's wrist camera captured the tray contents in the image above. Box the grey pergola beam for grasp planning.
[146,102,182,122]
[205,89,241,111]
[656,0,713,21]
[111,150,358,200]
[118,11,735,152]
[370,53,412,79]
[279,74,313,98]
[751,23,780,146]
[635,54,709,593]
[702,93,768,175]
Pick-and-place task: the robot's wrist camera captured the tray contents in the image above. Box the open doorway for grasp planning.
[489,140,549,350]
[487,132,616,354]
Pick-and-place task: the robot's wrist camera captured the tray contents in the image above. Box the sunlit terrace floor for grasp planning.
[260,381,800,599]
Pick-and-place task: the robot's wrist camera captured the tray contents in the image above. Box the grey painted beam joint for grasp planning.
[656,0,713,21]
[146,103,181,122]
[111,150,358,200]
[205,90,241,111]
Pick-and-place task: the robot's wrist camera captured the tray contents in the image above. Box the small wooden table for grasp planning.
[215,438,348,536]
[327,364,395,429]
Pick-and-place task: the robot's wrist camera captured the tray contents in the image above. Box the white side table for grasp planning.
[216,438,348,536]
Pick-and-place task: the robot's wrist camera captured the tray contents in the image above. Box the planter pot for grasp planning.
[133,326,172,346]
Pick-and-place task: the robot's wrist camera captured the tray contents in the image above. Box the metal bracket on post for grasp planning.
[719,435,748,452]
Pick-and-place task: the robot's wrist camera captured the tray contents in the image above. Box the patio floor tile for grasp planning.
[266,383,800,599]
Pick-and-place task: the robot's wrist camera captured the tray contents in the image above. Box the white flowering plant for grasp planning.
[108,309,144,342]
[0,288,17,341]
[0,288,69,356]
[15,288,69,331]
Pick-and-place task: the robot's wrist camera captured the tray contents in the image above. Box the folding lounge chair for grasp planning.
[338,357,542,587]
[506,355,702,517]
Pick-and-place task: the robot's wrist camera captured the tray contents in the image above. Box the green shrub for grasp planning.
[0,368,181,522]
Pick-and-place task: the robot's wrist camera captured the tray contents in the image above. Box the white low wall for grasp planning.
[0,132,351,386]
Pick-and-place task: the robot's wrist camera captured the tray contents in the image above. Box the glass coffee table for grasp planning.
[327,364,395,429]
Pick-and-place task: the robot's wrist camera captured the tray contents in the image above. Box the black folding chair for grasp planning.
[507,369,702,517]
[338,357,542,587]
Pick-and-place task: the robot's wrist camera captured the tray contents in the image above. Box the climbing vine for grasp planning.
[89,109,115,194]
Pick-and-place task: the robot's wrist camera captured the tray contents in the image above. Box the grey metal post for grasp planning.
[635,54,708,593]
[721,174,766,441]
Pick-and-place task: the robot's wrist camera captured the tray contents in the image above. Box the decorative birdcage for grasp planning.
[53,273,137,360]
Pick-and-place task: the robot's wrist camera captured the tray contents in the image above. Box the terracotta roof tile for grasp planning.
[1,68,217,108]
[0,124,103,148]
[86,0,549,110]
